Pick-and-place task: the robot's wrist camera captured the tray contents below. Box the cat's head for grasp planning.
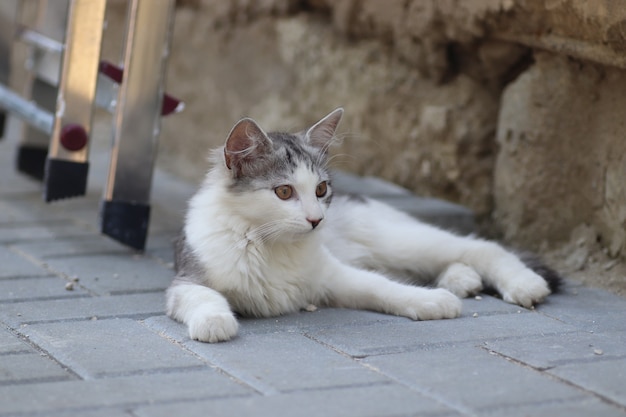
[216,108,343,241]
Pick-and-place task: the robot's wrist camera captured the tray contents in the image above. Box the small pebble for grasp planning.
[474,295,482,300]
[65,282,74,291]
[593,349,604,355]
[472,313,479,318]
[305,304,318,312]
[90,316,98,321]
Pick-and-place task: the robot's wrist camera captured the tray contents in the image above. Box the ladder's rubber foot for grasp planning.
[100,200,150,251]
[44,158,89,201]
[17,145,49,181]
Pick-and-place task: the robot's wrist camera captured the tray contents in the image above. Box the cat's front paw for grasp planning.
[188,310,239,343]
[403,288,462,320]
[500,270,551,308]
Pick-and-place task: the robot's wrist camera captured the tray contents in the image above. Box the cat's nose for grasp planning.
[307,218,322,229]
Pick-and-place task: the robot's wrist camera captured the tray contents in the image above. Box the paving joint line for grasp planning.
[138,319,274,396]
[303,332,479,416]
[0,294,90,305]
[19,313,166,326]
[7,246,99,297]
[0,322,84,382]
[480,345,626,413]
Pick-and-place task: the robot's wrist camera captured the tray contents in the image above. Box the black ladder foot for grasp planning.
[100,200,150,251]
[44,158,89,201]
[17,145,49,181]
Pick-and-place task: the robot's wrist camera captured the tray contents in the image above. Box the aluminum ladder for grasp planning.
[0,0,183,250]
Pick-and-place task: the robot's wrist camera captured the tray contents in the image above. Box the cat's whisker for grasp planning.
[324,153,354,169]
[245,219,301,246]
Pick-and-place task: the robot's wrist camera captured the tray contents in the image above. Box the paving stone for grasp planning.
[0,327,32,354]
[483,331,626,370]
[241,297,520,335]
[0,352,76,385]
[11,236,133,258]
[536,286,626,332]
[379,195,476,233]
[147,316,389,394]
[146,308,402,341]
[307,312,578,357]
[480,397,626,417]
[21,318,206,379]
[143,233,177,266]
[364,346,583,412]
[459,295,527,316]
[0,201,36,223]
[0,245,51,278]
[42,408,145,417]
[0,293,165,327]
[331,171,475,233]
[0,370,253,415]
[192,332,389,394]
[548,357,626,406]
[0,221,95,243]
[40,253,174,295]
[147,205,185,235]
[134,383,460,417]
[0,191,94,222]
[0,276,88,302]
[0,168,41,196]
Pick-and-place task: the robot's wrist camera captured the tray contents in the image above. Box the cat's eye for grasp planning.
[275,185,294,200]
[316,181,328,198]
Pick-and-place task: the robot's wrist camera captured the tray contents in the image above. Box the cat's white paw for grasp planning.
[499,269,551,308]
[437,263,483,298]
[188,310,239,343]
[403,288,462,320]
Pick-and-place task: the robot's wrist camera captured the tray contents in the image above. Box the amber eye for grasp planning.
[316,181,328,198]
[274,185,294,200]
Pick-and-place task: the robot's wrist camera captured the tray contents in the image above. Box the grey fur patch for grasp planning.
[228,131,329,194]
[174,233,205,281]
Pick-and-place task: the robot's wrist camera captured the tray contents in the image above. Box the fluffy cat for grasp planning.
[166,108,560,343]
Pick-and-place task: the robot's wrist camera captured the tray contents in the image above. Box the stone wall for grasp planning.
[133,0,625,293]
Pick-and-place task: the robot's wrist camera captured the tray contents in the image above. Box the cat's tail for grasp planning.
[518,252,563,293]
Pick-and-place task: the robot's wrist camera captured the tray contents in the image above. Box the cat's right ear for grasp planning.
[224,118,271,176]
[304,107,344,152]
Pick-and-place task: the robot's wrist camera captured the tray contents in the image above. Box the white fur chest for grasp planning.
[185,195,322,317]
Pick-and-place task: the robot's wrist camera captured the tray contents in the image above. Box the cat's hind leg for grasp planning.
[436,263,483,298]
[166,278,239,343]
[326,197,555,307]
[320,252,462,320]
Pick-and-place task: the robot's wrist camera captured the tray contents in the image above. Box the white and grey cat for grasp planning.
[166,108,560,343]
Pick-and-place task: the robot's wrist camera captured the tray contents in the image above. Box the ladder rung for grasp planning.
[19,28,64,53]
[0,84,53,134]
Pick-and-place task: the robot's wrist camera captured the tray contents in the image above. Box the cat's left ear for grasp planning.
[304,107,344,152]
[224,117,272,176]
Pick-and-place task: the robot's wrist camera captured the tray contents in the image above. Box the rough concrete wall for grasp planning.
[495,52,626,255]
[161,0,532,216]
[149,0,626,292]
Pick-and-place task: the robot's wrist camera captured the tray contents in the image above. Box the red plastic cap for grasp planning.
[60,124,88,151]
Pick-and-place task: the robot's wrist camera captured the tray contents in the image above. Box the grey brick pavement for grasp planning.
[1,136,626,417]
